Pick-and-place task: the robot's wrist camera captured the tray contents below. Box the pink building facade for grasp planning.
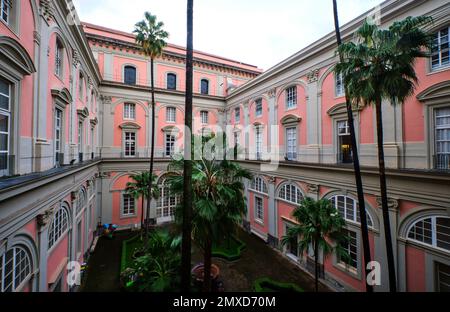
[0,0,449,292]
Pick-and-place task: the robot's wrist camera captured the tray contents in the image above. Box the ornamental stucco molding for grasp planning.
[101,95,112,104]
[267,88,277,99]
[72,50,80,67]
[307,183,319,195]
[37,207,55,228]
[307,69,320,83]
[39,0,55,21]
[376,197,399,211]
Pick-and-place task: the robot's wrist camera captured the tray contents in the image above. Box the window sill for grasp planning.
[335,262,360,279]
[255,219,264,226]
[285,107,297,112]
[121,214,137,220]
[428,65,450,75]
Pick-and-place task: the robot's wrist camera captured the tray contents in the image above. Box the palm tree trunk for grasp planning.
[145,58,156,243]
[375,98,397,292]
[332,0,373,293]
[181,0,194,292]
[141,196,144,231]
[314,239,319,292]
[203,239,212,292]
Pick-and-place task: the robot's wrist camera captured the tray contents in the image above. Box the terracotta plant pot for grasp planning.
[191,263,220,282]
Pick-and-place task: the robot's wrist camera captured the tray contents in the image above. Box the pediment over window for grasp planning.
[77,107,90,119]
[327,102,362,116]
[280,114,302,126]
[417,81,450,103]
[51,88,73,106]
[119,122,141,130]
[162,126,180,133]
[0,36,36,76]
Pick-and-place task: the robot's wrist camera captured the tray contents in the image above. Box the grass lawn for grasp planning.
[120,235,144,272]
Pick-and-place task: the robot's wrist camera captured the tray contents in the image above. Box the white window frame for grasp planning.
[48,208,69,250]
[407,216,450,252]
[166,107,176,123]
[0,246,32,292]
[165,133,175,157]
[338,229,358,270]
[435,107,450,169]
[123,103,136,120]
[254,196,264,224]
[255,99,263,117]
[250,177,268,194]
[335,72,345,97]
[76,220,82,256]
[166,73,177,90]
[255,126,263,160]
[436,262,450,292]
[200,111,209,124]
[0,0,10,25]
[156,179,178,223]
[122,193,136,217]
[54,108,62,164]
[235,107,240,123]
[286,127,297,161]
[124,131,136,157]
[432,26,450,70]
[55,39,63,78]
[78,120,83,153]
[286,87,297,110]
[200,79,209,95]
[277,184,303,205]
[330,195,374,228]
[0,78,11,177]
[78,73,84,100]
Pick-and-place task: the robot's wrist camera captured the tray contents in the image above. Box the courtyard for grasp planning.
[81,228,330,292]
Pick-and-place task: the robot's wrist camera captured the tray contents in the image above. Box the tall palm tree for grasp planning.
[336,16,433,292]
[125,172,159,234]
[281,197,349,292]
[332,0,373,292]
[182,0,194,293]
[168,134,252,292]
[133,12,169,239]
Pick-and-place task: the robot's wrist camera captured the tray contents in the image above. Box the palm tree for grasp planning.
[336,16,433,292]
[125,172,159,235]
[281,197,349,292]
[181,0,194,292]
[168,134,252,292]
[133,12,169,239]
[332,0,373,292]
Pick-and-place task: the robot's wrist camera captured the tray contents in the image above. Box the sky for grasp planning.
[72,0,385,70]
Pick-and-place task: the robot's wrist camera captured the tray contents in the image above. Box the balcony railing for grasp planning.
[120,152,141,158]
[434,154,450,170]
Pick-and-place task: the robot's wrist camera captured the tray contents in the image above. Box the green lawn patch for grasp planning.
[253,278,304,292]
[212,236,246,261]
[120,235,144,273]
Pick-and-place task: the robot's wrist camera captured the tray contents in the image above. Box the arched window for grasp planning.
[250,177,268,194]
[48,206,69,249]
[278,183,303,205]
[156,179,179,221]
[330,195,374,228]
[408,216,450,251]
[200,79,209,95]
[77,188,87,215]
[78,72,84,100]
[0,246,32,292]
[167,73,177,90]
[124,66,137,85]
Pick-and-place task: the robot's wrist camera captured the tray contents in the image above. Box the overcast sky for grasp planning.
[72,0,385,70]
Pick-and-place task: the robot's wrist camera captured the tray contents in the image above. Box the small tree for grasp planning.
[125,172,159,236]
[281,197,349,292]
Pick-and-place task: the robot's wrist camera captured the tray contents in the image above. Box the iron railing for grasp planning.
[434,154,450,170]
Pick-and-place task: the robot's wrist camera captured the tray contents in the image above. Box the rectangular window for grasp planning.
[286,87,297,110]
[122,194,135,216]
[255,99,263,117]
[165,134,175,157]
[55,109,62,163]
[55,41,63,77]
[1,0,10,24]
[201,111,209,124]
[339,229,358,270]
[0,77,10,175]
[123,103,136,120]
[166,107,176,123]
[78,121,83,152]
[286,225,299,258]
[255,196,264,223]
[286,127,297,161]
[124,132,136,157]
[432,26,450,70]
[167,74,177,90]
[436,262,450,292]
[78,74,84,100]
[435,107,450,169]
[337,120,353,164]
[76,221,82,255]
[335,73,345,97]
[256,127,262,160]
[235,107,240,123]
